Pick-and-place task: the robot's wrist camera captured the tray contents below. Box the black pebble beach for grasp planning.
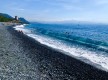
[0,23,108,80]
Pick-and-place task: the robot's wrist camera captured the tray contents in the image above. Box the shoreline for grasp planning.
[12,24,108,72]
[7,24,108,79]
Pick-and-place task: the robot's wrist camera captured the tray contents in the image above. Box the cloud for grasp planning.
[17,8,25,11]
[10,7,25,11]
[94,0,108,5]
[62,4,82,11]
[39,0,83,11]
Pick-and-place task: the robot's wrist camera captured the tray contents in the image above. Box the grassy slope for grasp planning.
[0,16,13,22]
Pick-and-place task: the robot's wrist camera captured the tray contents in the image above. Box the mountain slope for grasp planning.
[0,13,13,19]
[19,17,29,24]
[0,13,13,22]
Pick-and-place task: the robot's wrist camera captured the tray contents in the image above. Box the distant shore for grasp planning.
[0,22,108,79]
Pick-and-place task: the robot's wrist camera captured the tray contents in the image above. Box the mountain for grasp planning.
[0,13,13,19]
[19,17,29,24]
[0,13,30,24]
[0,13,13,22]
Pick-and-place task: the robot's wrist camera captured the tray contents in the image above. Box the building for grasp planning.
[15,16,18,20]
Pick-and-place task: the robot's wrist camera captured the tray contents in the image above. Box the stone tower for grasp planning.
[15,16,18,20]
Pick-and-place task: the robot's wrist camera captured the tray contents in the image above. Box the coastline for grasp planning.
[12,23,108,72]
[7,23,108,79]
[0,22,108,79]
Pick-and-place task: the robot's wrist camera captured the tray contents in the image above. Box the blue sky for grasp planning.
[1,0,108,23]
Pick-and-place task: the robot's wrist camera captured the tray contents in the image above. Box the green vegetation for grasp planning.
[0,13,29,24]
[0,16,13,22]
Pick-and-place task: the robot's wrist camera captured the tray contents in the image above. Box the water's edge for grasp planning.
[7,25,108,79]
[8,25,108,72]
[14,24,108,72]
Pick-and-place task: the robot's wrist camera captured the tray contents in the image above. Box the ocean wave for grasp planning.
[14,24,108,72]
[14,25,31,34]
[35,28,108,52]
[27,33,108,71]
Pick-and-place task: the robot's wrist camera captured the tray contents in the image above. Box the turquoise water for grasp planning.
[26,23,108,51]
[14,22,108,71]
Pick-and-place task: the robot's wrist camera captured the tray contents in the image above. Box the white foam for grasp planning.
[14,25,31,34]
[27,34,108,71]
[14,25,108,71]
[15,25,25,28]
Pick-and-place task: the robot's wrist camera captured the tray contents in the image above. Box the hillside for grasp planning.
[19,17,29,24]
[0,13,29,24]
[0,13,13,22]
[0,13,13,18]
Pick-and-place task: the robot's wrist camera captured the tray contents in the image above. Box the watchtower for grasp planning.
[15,16,18,20]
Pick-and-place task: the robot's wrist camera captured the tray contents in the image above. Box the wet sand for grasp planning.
[0,23,108,80]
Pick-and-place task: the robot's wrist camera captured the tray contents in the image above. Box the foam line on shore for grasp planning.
[13,24,108,72]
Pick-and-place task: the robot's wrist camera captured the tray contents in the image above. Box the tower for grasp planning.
[15,16,18,20]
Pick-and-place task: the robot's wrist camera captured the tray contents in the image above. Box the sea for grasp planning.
[14,22,108,72]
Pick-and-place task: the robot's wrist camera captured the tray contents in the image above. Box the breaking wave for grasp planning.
[14,24,108,72]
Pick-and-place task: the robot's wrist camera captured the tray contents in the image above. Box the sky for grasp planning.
[1,0,108,23]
